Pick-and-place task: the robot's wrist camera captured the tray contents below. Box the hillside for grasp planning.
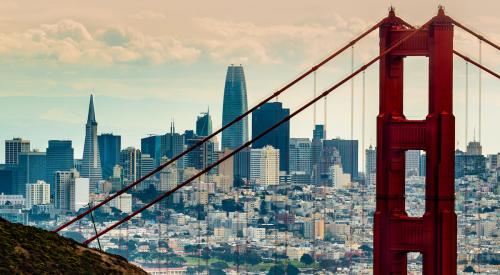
[0,218,147,274]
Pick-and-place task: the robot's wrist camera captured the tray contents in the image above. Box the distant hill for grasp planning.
[0,218,146,274]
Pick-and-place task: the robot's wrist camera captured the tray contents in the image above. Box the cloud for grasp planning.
[193,15,373,65]
[39,108,81,124]
[0,20,200,65]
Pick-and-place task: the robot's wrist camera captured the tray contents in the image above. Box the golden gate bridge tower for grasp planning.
[374,7,457,274]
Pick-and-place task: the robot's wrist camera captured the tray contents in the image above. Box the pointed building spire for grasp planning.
[87,94,97,124]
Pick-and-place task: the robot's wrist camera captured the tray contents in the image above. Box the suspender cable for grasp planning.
[349,44,355,271]
[314,71,317,126]
[83,20,433,246]
[465,61,469,149]
[361,70,366,244]
[478,40,482,143]
[53,19,384,234]
[324,96,328,138]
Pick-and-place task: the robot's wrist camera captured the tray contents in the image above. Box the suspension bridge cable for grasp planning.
[361,70,366,245]
[465,61,469,149]
[478,40,482,143]
[83,19,433,246]
[314,71,317,126]
[53,19,385,234]
[349,44,355,272]
[451,18,500,51]
[453,50,499,79]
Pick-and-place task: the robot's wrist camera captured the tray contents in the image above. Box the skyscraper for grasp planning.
[5,138,30,165]
[141,135,161,165]
[196,109,213,137]
[249,146,280,186]
[405,150,420,177]
[323,139,359,180]
[289,138,312,175]
[185,136,217,177]
[161,122,185,168]
[98,133,121,179]
[81,95,102,192]
[311,125,325,184]
[17,151,46,196]
[46,140,74,194]
[221,65,248,150]
[55,169,89,212]
[120,147,141,184]
[365,145,377,187]
[158,157,178,192]
[252,102,290,172]
[0,165,17,194]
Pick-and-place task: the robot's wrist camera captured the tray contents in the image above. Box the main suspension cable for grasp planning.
[83,19,433,245]
[451,18,500,51]
[453,50,500,79]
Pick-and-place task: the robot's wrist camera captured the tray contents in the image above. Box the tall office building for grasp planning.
[405,150,420,177]
[0,165,18,194]
[158,157,178,192]
[141,135,161,165]
[161,122,185,168]
[466,141,482,155]
[221,65,248,150]
[252,102,290,172]
[55,169,89,212]
[17,151,46,196]
[311,125,325,184]
[455,149,486,178]
[25,180,50,209]
[81,95,102,192]
[323,139,359,180]
[140,154,155,178]
[196,110,213,137]
[419,153,427,177]
[46,140,74,194]
[185,136,216,175]
[120,147,141,184]
[365,145,377,187]
[289,138,312,175]
[249,146,280,186]
[5,138,30,165]
[98,133,121,180]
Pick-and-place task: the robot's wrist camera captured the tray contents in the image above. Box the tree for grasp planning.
[209,269,226,275]
[463,265,476,273]
[233,177,244,188]
[286,264,300,275]
[246,251,263,265]
[211,262,229,270]
[300,253,314,265]
[259,201,268,215]
[222,199,237,212]
[267,265,285,275]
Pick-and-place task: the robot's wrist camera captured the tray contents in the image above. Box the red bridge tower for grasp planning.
[374,8,457,274]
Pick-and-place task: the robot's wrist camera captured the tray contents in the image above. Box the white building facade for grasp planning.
[250,146,280,186]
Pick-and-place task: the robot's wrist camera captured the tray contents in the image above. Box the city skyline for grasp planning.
[0,1,499,163]
[0,4,497,273]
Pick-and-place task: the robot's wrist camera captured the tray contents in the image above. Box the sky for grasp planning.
[0,0,499,163]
